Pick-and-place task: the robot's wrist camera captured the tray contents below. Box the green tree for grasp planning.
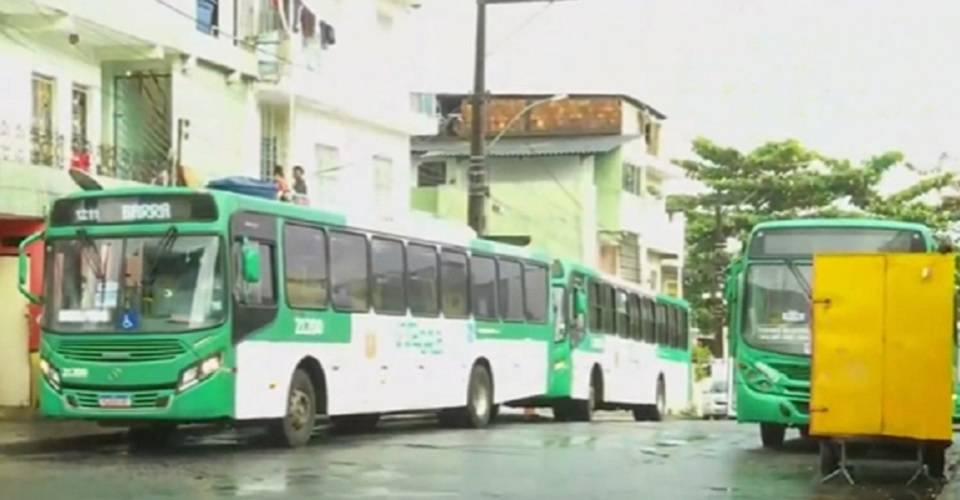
[669,138,956,356]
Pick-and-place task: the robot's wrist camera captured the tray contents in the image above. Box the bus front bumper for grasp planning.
[735,382,809,427]
[39,371,234,422]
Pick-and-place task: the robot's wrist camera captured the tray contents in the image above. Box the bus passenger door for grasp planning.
[548,284,579,397]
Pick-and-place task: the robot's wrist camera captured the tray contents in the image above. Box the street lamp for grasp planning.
[487,94,567,151]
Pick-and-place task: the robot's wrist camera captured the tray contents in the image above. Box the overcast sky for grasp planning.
[411,0,960,171]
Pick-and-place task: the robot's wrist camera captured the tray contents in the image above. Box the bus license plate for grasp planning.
[98,395,132,408]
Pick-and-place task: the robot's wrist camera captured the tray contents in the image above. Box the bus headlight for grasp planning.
[39,358,61,391]
[178,353,222,392]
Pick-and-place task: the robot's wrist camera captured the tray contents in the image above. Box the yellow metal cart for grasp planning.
[810,253,954,484]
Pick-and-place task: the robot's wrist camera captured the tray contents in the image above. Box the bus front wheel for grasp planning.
[760,423,786,448]
[270,368,316,448]
[570,381,597,422]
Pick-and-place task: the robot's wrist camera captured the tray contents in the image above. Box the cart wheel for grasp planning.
[923,443,946,479]
[819,440,840,475]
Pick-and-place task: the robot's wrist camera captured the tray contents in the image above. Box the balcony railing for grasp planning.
[1,121,172,184]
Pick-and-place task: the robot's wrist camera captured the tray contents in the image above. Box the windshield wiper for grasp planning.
[785,259,812,300]
[144,226,179,288]
[77,229,105,281]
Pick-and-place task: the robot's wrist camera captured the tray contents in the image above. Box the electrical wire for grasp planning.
[486,0,557,58]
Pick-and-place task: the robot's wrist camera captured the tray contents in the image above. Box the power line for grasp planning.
[486,0,557,58]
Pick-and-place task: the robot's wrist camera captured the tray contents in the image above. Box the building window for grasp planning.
[373,155,393,206]
[314,144,339,194]
[622,163,641,195]
[197,0,220,35]
[371,237,405,314]
[71,86,90,171]
[417,161,446,187]
[407,243,439,317]
[31,74,56,167]
[330,231,369,312]
[283,224,328,309]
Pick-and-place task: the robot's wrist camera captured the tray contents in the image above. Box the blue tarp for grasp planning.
[206,176,277,200]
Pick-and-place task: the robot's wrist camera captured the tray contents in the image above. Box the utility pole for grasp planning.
[467,0,572,236]
[468,0,488,235]
[713,202,724,358]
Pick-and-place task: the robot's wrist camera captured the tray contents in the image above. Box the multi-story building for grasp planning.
[411,93,685,295]
[0,0,426,410]
[251,0,434,215]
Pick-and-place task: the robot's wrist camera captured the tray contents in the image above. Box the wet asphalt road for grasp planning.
[0,414,955,500]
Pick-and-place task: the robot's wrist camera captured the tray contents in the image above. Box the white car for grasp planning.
[701,379,729,419]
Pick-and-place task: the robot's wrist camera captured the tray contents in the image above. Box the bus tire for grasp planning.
[464,363,494,429]
[654,377,666,421]
[819,440,839,475]
[570,380,597,422]
[760,423,786,449]
[128,424,176,450]
[923,442,947,479]
[553,403,572,422]
[270,368,316,448]
[331,413,380,434]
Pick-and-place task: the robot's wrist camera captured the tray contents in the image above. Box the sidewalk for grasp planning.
[0,410,121,450]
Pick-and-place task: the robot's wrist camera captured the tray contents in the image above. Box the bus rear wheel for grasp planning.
[464,364,494,428]
[760,423,786,448]
[438,363,494,429]
[270,368,316,448]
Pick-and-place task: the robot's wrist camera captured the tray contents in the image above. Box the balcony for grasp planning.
[620,192,685,256]
[0,121,151,217]
[5,0,258,77]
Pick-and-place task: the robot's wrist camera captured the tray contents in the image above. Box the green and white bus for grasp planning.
[725,218,952,448]
[21,185,559,447]
[542,259,692,421]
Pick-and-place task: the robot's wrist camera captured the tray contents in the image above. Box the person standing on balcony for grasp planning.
[274,165,293,202]
[292,165,308,204]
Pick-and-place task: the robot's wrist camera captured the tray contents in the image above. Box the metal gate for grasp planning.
[112,73,172,182]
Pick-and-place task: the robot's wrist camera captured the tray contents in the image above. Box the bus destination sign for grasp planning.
[51,194,217,226]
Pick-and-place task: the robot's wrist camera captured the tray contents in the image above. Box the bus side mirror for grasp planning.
[241,240,261,284]
[574,291,588,316]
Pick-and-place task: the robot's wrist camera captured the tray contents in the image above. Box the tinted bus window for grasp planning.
[616,290,629,338]
[330,231,369,311]
[628,294,641,340]
[283,224,328,309]
[589,281,602,330]
[471,255,497,320]
[642,298,655,343]
[524,263,548,323]
[498,259,525,321]
[371,237,405,314]
[440,250,469,318]
[408,244,439,317]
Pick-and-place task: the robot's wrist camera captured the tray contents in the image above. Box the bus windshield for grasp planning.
[743,263,812,356]
[46,235,226,333]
